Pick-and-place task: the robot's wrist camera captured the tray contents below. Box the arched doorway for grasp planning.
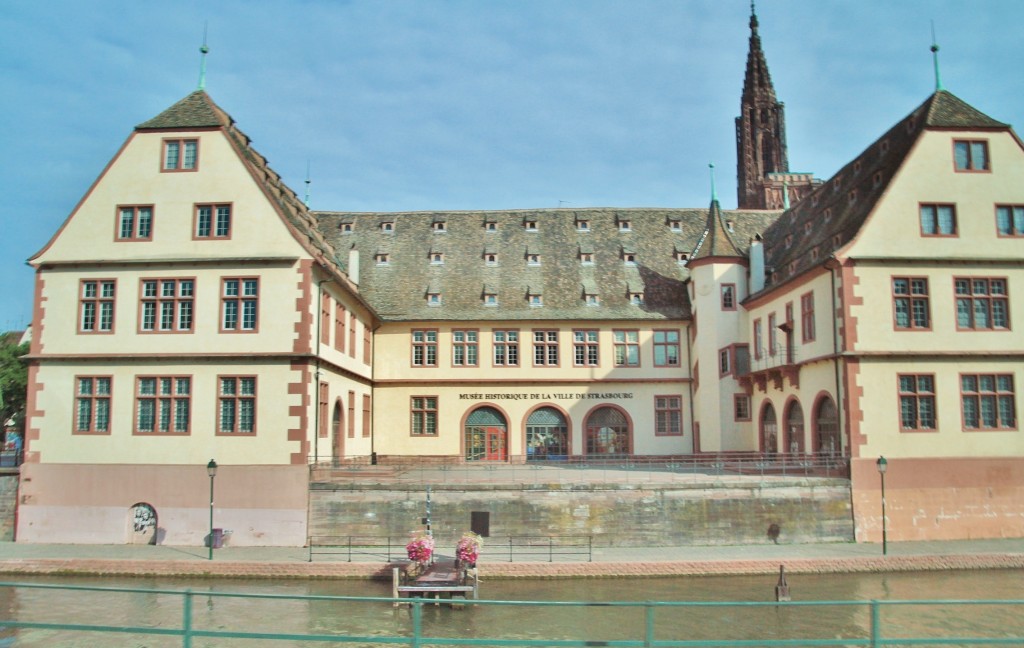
[129,502,157,545]
[465,406,508,462]
[526,407,568,460]
[815,397,840,456]
[786,401,805,454]
[584,406,631,456]
[761,403,778,455]
[331,401,343,464]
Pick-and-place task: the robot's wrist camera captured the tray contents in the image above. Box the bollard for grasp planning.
[775,564,791,602]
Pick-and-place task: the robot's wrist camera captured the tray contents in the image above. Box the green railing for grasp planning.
[1,582,1022,646]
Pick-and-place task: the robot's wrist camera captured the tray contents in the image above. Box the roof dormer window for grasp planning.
[580,252,594,265]
[430,252,444,265]
[340,222,354,234]
[675,251,689,265]
[485,252,498,266]
[432,220,447,233]
[623,252,637,266]
[585,293,599,306]
[524,219,538,231]
[576,218,590,232]
[527,253,541,266]
[483,292,498,307]
[618,218,632,232]
[381,221,394,233]
[629,291,644,305]
[427,292,441,306]
[668,219,682,232]
[375,253,390,265]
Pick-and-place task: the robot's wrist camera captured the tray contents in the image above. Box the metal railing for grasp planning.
[1,582,1021,647]
[307,534,592,563]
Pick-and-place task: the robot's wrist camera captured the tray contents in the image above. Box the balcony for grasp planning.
[738,345,799,391]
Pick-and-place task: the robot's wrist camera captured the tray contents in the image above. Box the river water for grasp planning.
[1,569,1021,647]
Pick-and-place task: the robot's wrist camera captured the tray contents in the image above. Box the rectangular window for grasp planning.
[75,376,112,434]
[452,329,479,367]
[719,347,733,376]
[195,204,232,239]
[955,277,1010,330]
[362,394,371,437]
[136,376,191,434]
[653,330,680,367]
[335,303,346,353]
[411,329,438,367]
[768,313,777,356]
[996,205,1024,237]
[218,376,256,434]
[79,280,116,333]
[613,330,639,367]
[320,292,332,346]
[898,374,936,432]
[721,284,736,310]
[163,139,198,171]
[116,206,153,241]
[573,329,600,366]
[920,204,957,236]
[801,292,816,342]
[348,391,356,438]
[532,330,559,366]
[734,394,751,422]
[961,374,1016,430]
[411,396,438,436]
[953,140,989,172]
[893,277,930,329]
[753,319,763,360]
[221,277,259,332]
[349,312,357,357]
[140,278,194,332]
[655,396,682,436]
[493,330,519,366]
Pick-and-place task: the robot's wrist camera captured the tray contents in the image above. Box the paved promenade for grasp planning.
[0,538,1020,580]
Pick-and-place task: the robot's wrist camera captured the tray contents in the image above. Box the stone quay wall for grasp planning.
[309,479,854,546]
[0,472,19,541]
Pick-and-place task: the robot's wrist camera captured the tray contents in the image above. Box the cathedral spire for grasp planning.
[735,3,789,209]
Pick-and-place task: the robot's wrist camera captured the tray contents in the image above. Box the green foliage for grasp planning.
[0,340,29,430]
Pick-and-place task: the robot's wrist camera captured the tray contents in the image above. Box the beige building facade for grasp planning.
[18,9,1024,546]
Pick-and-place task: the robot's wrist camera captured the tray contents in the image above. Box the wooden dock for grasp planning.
[392,562,478,607]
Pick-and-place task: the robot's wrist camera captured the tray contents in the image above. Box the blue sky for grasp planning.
[1,0,1022,330]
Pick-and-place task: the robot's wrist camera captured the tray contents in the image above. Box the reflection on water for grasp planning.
[0,570,1022,647]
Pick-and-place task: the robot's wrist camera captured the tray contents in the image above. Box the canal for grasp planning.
[1,569,1021,646]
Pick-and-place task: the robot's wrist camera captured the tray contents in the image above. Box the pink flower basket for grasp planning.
[406,533,434,564]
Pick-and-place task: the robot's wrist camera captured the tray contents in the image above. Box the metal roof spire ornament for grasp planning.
[709,162,718,203]
[930,21,944,92]
[198,23,210,90]
[304,160,312,208]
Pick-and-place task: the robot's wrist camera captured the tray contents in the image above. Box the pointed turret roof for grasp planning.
[690,198,745,262]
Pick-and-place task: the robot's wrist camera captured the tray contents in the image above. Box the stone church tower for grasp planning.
[735,4,817,209]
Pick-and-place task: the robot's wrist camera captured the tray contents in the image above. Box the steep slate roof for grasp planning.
[316,208,778,322]
[135,91,349,288]
[758,90,1010,294]
[690,198,745,261]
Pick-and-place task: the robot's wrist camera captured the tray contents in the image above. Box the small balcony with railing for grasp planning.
[737,342,800,391]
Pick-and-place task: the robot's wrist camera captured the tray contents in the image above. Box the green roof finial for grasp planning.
[198,23,210,90]
[709,162,718,203]
[304,160,312,208]
[930,20,944,92]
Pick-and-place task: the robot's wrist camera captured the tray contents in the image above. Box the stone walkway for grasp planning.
[0,538,1020,580]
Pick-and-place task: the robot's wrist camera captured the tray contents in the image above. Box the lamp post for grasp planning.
[876,456,887,556]
[207,459,218,560]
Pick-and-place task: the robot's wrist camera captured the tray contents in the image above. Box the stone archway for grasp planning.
[584,406,631,456]
[761,403,778,455]
[465,406,508,462]
[815,396,840,456]
[785,401,805,454]
[526,407,568,460]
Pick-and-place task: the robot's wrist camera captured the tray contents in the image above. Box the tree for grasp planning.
[0,338,29,435]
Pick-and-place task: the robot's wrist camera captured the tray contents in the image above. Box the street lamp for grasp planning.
[207,459,218,560]
[876,456,887,556]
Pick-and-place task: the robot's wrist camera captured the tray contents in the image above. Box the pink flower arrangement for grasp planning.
[406,532,434,563]
[456,532,483,565]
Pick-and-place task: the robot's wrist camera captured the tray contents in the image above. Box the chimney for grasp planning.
[348,248,360,286]
[749,236,765,294]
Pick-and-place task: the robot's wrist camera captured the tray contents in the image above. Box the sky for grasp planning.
[1,0,1022,331]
